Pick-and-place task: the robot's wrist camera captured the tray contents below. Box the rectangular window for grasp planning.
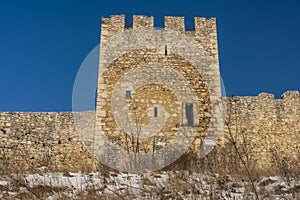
[126,91,131,98]
[154,107,158,117]
[165,45,168,56]
[185,103,194,126]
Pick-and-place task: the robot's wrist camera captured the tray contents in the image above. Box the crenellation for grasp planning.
[100,14,219,62]
[194,17,206,31]
[193,17,218,62]
[281,90,300,99]
[164,16,185,32]
[100,15,125,40]
[258,92,275,99]
[133,15,154,29]
[194,17,217,33]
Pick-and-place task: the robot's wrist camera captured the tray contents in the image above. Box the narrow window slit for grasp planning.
[165,45,168,56]
[154,107,158,117]
[185,103,194,126]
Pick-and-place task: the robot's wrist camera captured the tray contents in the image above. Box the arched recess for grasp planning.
[97,49,211,149]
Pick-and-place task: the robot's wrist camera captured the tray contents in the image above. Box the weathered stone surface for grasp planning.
[0,92,298,171]
[96,15,221,171]
[0,111,96,171]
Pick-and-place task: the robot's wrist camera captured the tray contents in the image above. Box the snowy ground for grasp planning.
[0,168,299,199]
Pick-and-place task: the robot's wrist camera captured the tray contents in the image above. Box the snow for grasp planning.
[0,169,299,199]
[203,139,216,146]
[25,172,104,190]
[0,180,9,186]
[156,141,166,146]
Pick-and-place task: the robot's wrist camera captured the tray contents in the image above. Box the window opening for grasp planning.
[126,91,131,98]
[185,103,194,126]
[154,107,158,117]
[165,45,168,55]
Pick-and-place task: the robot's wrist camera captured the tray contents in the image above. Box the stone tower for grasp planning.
[95,15,223,171]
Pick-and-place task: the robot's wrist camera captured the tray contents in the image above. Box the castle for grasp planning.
[0,15,299,173]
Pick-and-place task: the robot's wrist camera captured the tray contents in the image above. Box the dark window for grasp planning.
[126,91,131,98]
[154,107,158,117]
[185,103,194,126]
[165,45,168,56]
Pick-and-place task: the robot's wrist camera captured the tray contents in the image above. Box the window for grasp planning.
[165,45,168,56]
[126,91,131,98]
[185,103,194,126]
[154,107,158,117]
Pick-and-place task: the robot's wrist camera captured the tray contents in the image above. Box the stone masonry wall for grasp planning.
[96,15,222,171]
[0,92,299,172]
[222,91,300,170]
[0,111,96,172]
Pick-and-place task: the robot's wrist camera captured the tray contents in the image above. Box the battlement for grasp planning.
[133,15,154,29]
[100,15,217,39]
[100,15,219,60]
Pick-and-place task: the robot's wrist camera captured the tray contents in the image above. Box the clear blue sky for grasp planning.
[0,0,299,111]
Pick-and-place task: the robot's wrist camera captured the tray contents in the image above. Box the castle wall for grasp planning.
[0,92,299,171]
[0,111,96,172]
[222,91,300,170]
